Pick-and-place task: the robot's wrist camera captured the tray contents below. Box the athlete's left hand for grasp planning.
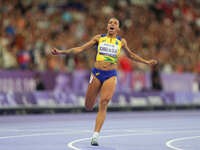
[147,59,158,65]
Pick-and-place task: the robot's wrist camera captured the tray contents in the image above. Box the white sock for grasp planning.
[92,132,99,139]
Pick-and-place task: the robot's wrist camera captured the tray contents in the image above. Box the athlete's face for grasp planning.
[107,18,120,35]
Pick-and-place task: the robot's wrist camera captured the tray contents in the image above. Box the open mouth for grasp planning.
[110,27,114,31]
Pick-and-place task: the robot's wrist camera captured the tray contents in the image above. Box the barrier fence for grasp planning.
[0,70,200,112]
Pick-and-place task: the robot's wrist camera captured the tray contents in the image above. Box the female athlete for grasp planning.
[51,17,157,146]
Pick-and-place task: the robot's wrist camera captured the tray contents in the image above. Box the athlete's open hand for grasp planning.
[147,59,158,65]
[51,48,61,55]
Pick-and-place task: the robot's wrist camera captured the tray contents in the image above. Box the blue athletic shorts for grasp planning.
[91,68,117,84]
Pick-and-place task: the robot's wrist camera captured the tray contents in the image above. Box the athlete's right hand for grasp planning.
[147,59,158,66]
[51,48,61,55]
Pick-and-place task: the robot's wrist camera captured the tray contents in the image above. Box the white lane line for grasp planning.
[166,136,200,150]
[1,127,199,133]
[67,130,200,150]
[0,128,89,132]
[68,137,91,150]
[0,129,23,132]
[68,132,158,150]
[0,129,140,140]
[1,128,200,150]
[0,130,90,139]
[0,128,138,133]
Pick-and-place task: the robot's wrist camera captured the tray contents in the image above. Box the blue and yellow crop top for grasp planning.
[96,34,122,64]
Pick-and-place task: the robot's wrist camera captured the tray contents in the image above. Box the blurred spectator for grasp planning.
[118,51,132,72]
[0,0,200,73]
[198,73,200,91]
[151,64,163,91]
[34,73,45,91]
[16,48,31,70]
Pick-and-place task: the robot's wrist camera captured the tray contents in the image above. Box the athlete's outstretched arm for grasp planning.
[51,35,100,55]
[121,38,157,65]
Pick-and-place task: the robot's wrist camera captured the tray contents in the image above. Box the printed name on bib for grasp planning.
[99,43,119,57]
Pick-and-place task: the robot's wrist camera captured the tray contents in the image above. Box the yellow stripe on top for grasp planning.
[96,34,122,64]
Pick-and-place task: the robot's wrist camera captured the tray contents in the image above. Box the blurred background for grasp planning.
[0,0,200,114]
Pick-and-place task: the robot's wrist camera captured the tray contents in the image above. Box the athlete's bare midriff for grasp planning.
[94,61,117,70]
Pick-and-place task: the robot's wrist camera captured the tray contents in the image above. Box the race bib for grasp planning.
[99,43,119,57]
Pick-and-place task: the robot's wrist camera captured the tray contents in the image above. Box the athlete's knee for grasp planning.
[85,104,93,111]
[85,99,94,111]
[99,98,110,110]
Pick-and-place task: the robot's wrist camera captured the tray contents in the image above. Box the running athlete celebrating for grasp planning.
[51,17,157,146]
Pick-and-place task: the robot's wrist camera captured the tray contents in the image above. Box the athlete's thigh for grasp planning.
[100,76,117,101]
[85,74,101,108]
